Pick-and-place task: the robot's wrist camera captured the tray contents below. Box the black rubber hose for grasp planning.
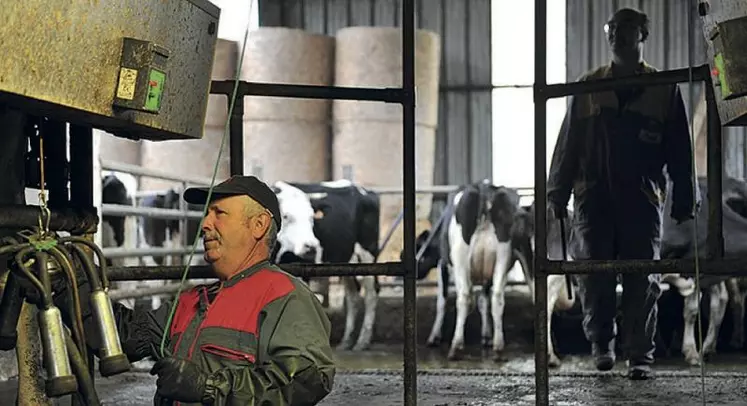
[64,327,101,406]
[59,237,110,290]
[14,246,51,309]
[48,246,87,356]
[65,244,102,292]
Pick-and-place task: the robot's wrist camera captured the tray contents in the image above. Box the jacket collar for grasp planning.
[600,61,653,78]
[222,259,272,288]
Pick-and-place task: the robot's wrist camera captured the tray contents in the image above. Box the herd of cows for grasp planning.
[101,172,747,368]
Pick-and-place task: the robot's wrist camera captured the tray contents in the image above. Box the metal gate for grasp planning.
[105,0,421,404]
[533,1,732,406]
[100,1,743,405]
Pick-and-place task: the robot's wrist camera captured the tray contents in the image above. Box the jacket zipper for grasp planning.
[200,344,255,363]
[174,283,223,406]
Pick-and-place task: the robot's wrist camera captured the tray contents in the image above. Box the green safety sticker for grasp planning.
[144,69,166,112]
[714,53,731,99]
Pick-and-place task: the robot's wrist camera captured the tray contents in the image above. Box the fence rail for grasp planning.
[102,158,536,198]
[101,203,204,220]
[102,246,205,258]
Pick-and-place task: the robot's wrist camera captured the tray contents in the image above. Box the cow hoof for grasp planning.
[730,335,744,350]
[492,351,508,363]
[336,341,354,351]
[548,355,562,368]
[685,354,701,367]
[481,336,492,348]
[352,342,370,352]
[447,347,463,361]
[426,337,441,347]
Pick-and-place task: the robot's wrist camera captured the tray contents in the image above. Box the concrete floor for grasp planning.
[1,347,745,405]
[3,282,746,405]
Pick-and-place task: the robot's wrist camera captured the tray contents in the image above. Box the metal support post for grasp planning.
[401,0,417,404]
[531,2,725,404]
[67,124,97,402]
[229,93,244,176]
[532,0,549,404]
[705,76,724,259]
[69,126,94,208]
[43,119,69,208]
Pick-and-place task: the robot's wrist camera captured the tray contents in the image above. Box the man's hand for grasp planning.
[149,356,208,403]
[548,201,567,220]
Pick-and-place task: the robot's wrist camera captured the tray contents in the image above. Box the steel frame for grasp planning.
[208,1,418,403]
[533,1,726,405]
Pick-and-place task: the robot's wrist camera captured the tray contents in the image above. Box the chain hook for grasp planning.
[36,125,51,238]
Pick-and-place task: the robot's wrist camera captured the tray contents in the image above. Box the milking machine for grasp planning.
[0,198,130,402]
[0,111,132,404]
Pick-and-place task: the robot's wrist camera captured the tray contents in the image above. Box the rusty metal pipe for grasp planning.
[104,262,404,281]
[0,205,97,234]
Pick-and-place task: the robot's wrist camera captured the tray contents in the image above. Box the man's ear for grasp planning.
[251,212,272,240]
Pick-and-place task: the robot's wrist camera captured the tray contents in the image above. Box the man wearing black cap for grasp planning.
[547,8,697,380]
[55,176,336,405]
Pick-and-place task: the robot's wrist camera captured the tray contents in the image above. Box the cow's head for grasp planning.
[101,172,136,247]
[271,181,323,263]
[400,229,441,280]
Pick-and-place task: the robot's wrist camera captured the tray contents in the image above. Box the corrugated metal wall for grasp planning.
[257,0,493,186]
[566,0,747,179]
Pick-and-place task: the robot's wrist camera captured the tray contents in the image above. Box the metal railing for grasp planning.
[102,1,419,403]
[532,1,724,405]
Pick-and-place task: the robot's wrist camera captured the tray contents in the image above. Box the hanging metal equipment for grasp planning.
[0,130,130,404]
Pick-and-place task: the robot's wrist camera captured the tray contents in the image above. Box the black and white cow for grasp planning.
[138,188,205,267]
[271,180,381,351]
[410,180,575,366]
[660,176,747,365]
[101,172,166,310]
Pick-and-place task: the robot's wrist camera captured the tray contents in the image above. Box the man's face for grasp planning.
[201,195,269,268]
[606,15,643,56]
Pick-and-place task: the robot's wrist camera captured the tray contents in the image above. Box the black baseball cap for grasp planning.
[183,176,282,230]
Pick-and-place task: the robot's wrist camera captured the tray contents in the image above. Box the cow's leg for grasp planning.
[348,244,377,351]
[727,278,745,349]
[477,290,491,347]
[337,276,361,351]
[702,281,728,357]
[448,261,472,360]
[545,275,567,368]
[426,259,448,347]
[490,241,512,360]
[681,289,703,366]
[318,277,330,308]
[353,275,377,351]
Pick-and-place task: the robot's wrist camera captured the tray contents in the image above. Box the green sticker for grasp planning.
[714,53,731,99]
[144,69,166,111]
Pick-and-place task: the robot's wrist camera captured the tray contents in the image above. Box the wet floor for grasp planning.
[1,345,746,405]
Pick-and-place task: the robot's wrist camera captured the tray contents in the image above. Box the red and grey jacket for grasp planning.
[68,260,336,406]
